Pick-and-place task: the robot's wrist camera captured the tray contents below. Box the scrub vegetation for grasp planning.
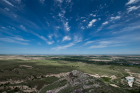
[0,55,140,93]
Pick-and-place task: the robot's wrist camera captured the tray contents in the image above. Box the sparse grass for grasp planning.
[26,76,59,90]
[40,79,67,93]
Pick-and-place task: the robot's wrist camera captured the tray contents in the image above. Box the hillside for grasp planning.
[39,70,128,93]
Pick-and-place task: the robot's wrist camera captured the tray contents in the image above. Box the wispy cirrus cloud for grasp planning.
[15,0,21,4]
[113,25,140,34]
[74,35,82,43]
[47,41,54,45]
[38,42,42,45]
[110,16,121,20]
[127,6,140,12]
[20,25,27,32]
[107,24,122,29]
[62,36,71,42]
[81,26,85,29]
[66,0,71,2]
[1,27,6,29]
[2,0,14,7]
[56,0,63,3]
[32,32,54,45]
[89,41,112,49]
[88,32,140,49]
[96,16,121,32]
[12,37,29,41]
[39,0,45,4]
[52,43,74,50]
[52,35,82,50]
[84,41,95,45]
[58,12,70,31]
[48,34,53,39]
[88,40,123,49]
[126,0,140,5]
[4,7,9,11]
[0,37,29,45]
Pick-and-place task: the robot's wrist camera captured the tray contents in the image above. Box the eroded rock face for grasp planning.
[39,70,128,93]
[125,76,135,87]
[66,70,95,87]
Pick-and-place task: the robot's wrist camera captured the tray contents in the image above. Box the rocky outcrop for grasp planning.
[40,70,128,93]
[125,76,135,87]
[66,70,94,87]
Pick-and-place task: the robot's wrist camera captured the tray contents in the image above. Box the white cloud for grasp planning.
[85,41,95,45]
[38,42,41,45]
[52,43,74,50]
[58,12,70,32]
[126,0,140,5]
[12,13,17,18]
[2,0,14,7]
[39,0,45,4]
[90,14,93,16]
[48,34,53,39]
[107,24,122,29]
[102,21,108,25]
[56,26,60,29]
[89,41,112,49]
[58,13,63,17]
[0,37,29,45]
[48,41,54,45]
[98,18,101,20]
[90,14,96,17]
[81,26,85,29]
[39,36,47,42]
[74,35,82,43]
[53,35,82,50]
[66,0,71,2]
[56,0,63,3]
[62,10,66,14]
[32,32,54,45]
[127,6,140,12]
[64,22,70,31]
[88,32,140,49]
[12,37,29,41]
[20,25,26,31]
[4,8,9,11]
[81,17,85,19]
[111,16,121,20]
[0,38,14,42]
[100,41,111,44]
[82,20,86,22]
[89,45,107,48]
[1,27,6,29]
[12,27,16,30]
[87,19,97,28]
[62,36,71,41]
[15,0,21,3]
[119,25,140,33]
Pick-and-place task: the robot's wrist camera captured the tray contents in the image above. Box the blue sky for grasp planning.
[0,0,140,54]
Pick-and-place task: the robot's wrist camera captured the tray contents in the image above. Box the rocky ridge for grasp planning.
[39,70,128,93]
